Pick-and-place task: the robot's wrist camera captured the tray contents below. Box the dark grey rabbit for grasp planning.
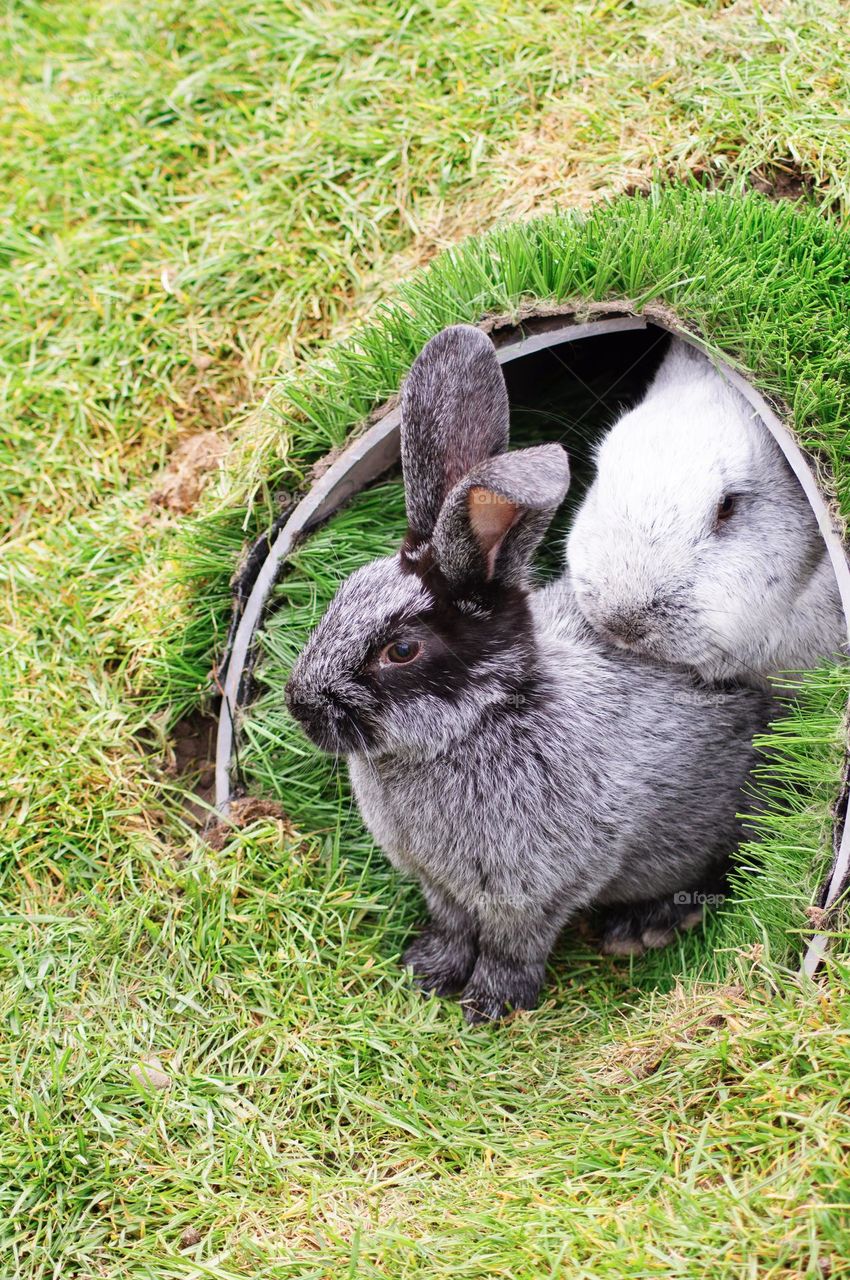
[286,326,775,1023]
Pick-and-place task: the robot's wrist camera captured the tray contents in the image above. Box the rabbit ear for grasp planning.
[431,444,570,592]
[401,325,509,541]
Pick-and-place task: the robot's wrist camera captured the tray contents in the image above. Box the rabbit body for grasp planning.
[287,327,773,1022]
[567,338,845,686]
[346,575,769,1019]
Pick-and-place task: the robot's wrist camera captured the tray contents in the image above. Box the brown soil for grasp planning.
[748,160,816,202]
[161,709,218,828]
[204,796,292,851]
[150,430,227,515]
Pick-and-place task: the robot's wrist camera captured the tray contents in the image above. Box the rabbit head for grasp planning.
[566,339,831,681]
[286,325,570,757]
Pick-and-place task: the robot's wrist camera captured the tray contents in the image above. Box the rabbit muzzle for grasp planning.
[285,676,373,755]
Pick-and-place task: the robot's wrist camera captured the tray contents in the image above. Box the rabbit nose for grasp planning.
[605,608,650,643]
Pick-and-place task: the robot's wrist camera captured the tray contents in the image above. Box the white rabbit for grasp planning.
[567,338,845,686]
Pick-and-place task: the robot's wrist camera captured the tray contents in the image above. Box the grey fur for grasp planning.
[287,328,774,1023]
[567,338,846,686]
[401,325,510,540]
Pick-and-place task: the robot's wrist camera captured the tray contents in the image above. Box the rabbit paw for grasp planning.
[460,957,544,1024]
[403,925,476,997]
[598,899,705,957]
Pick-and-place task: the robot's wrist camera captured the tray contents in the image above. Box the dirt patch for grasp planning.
[161,709,218,827]
[748,160,816,203]
[205,796,292,850]
[150,431,227,515]
[154,713,290,842]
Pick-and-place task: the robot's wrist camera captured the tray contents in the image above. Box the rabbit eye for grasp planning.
[716,494,737,523]
[381,639,421,666]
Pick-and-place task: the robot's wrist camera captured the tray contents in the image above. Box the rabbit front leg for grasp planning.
[403,881,478,997]
[460,899,569,1025]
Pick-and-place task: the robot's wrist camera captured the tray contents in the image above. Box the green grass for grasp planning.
[3,0,850,1275]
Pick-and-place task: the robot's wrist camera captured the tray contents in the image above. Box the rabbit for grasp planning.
[285,326,775,1023]
[567,337,846,688]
